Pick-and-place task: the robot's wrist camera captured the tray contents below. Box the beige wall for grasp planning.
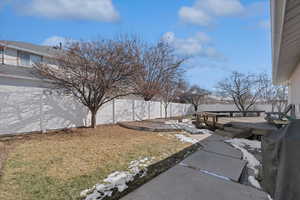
[43,57,59,69]
[4,48,18,65]
[3,47,58,68]
[289,63,300,118]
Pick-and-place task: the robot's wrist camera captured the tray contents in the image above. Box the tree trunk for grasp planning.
[164,105,168,119]
[91,110,97,128]
[194,105,198,112]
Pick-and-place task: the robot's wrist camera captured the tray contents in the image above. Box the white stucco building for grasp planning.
[271,0,300,118]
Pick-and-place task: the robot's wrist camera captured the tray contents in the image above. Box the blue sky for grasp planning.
[0,0,271,90]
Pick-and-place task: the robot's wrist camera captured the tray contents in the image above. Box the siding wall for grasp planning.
[4,48,18,65]
[2,47,58,68]
[289,63,300,118]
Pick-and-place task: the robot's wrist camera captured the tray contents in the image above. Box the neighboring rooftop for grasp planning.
[0,40,61,58]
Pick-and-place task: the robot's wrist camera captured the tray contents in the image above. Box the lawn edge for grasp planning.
[85,142,201,200]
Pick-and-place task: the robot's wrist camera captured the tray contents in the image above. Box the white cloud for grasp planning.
[42,36,68,46]
[179,6,212,26]
[198,0,244,16]
[162,32,223,59]
[179,0,244,26]
[19,0,119,22]
[162,32,176,43]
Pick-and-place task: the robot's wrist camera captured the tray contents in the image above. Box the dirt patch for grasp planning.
[118,121,179,132]
[0,142,6,176]
[0,142,15,177]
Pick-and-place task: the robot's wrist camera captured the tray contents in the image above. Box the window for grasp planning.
[19,51,42,66]
[31,54,42,64]
[19,51,30,66]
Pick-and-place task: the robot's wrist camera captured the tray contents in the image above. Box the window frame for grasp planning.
[18,51,43,67]
[19,51,31,66]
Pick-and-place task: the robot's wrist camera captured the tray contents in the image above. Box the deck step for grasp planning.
[215,129,240,138]
[223,127,252,138]
[223,127,245,133]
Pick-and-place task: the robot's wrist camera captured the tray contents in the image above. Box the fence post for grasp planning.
[160,101,162,118]
[148,101,150,119]
[170,103,172,117]
[40,92,45,133]
[132,99,135,121]
[112,99,116,123]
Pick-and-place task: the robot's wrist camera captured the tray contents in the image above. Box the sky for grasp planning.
[0,0,271,91]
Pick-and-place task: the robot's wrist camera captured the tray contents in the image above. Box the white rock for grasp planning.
[225,139,262,188]
[175,134,198,144]
[81,157,154,200]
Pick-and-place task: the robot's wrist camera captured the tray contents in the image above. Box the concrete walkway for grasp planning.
[121,134,269,200]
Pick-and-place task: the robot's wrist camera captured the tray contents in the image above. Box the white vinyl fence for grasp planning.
[0,84,274,135]
[0,85,193,135]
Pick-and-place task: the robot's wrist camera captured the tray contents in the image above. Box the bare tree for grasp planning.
[34,39,139,128]
[271,86,288,112]
[259,73,288,112]
[160,79,183,118]
[181,85,209,112]
[174,79,189,103]
[133,41,185,101]
[217,71,265,113]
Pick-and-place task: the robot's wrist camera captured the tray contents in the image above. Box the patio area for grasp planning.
[121,134,269,200]
[197,115,278,139]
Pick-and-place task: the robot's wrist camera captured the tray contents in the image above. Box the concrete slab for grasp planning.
[181,150,246,181]
[203,134,229,142]
[121,165,268,200]
[199,139,243,159]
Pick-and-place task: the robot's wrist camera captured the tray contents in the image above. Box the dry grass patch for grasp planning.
[0,125,190,200]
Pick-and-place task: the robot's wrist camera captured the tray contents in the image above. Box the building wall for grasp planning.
[43,57,58,69]
[2,47,57,68]
[4,48,18,65]
[289,63,300,118]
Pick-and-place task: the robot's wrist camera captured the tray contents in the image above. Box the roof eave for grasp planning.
[271,0,287,85]
[0,42,57,59]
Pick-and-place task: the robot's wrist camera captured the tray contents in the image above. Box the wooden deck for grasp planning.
[199,116,278,136]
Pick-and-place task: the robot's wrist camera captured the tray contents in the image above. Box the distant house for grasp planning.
[0,40,60,86]
[271,0,300,118]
